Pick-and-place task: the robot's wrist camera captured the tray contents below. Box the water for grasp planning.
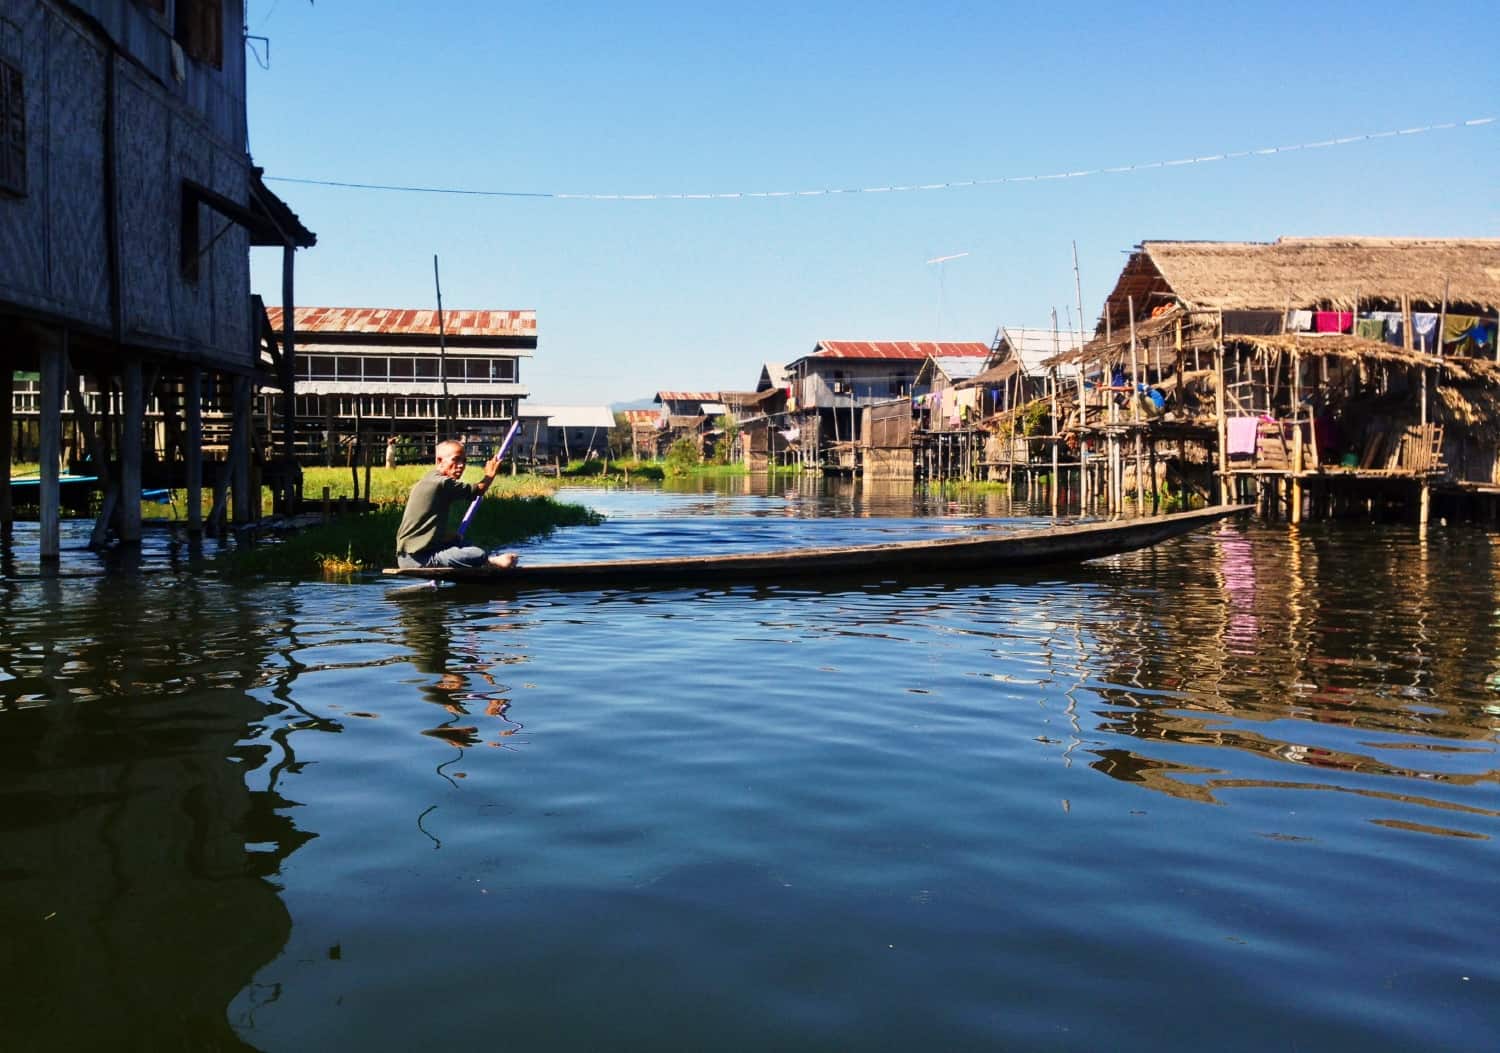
[2,480,1498,1051]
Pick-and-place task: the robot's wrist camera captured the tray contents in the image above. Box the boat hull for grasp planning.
[384,505,1252,588]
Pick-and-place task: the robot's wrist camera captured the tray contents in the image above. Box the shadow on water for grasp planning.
[0,570,321,1052]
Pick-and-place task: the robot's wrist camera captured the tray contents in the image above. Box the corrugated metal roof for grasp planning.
[654,391,719,402]
[809,341,990,361]
[266,306,537,338]
[622,409,660,424]
[998,328,1085,373]
[926,356,987,380]
[521,405,616,429]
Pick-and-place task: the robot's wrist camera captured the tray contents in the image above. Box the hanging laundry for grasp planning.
[1411,313,1440,353]
[1314,311,1352,334]
[1221,310,1284,336]
[1354,318,1387,342]
[778,427,800,443]
[1286,309,1314,332]
[1367,311,1404,348]
[1442,314,1481,354]
[1227,416,1260,457]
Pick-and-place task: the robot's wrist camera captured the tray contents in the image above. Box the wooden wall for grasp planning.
[0,0,252,370]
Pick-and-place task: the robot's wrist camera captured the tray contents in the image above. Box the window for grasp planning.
[494,359,515,382]
[335,357,361,381]
[0,43,24,198]
[414,358,438,380]
[390,357,414,380]
[362,357,387,382]
[307,355,335,380]
[174,1,223,69]
[466,358,491,381]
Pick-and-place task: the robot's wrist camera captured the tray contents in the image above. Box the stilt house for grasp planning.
[1042,237,1500,521]
[2,0,314,556]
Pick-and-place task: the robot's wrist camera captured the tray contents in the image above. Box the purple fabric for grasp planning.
[1227,416,1260,456]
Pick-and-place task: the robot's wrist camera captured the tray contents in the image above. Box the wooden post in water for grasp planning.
[1215,315,1229,505]
[1128,296,1142,511]
[1050,365,1060,517]
[119,359,143,543]
[0,364,11,527]
[186,367,203,533]
[38,329,65,561]
[1291,423,1303,524]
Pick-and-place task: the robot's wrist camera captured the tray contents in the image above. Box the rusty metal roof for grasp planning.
[809,341,990,360]
[622,409,660,424]
[654,391,719,402]
[266,307,537,339]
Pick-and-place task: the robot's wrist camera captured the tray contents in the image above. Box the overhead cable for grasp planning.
[263,116,1495,202]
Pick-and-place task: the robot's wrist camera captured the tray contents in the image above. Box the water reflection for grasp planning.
[0,575,314,1051]
[1076,522,1500,833]
[394,592,525,753]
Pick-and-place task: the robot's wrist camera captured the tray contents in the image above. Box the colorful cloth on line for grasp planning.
[1354,318,1387,342]
[1286,310,1314,332]
[1412,314,1440,353]
[1314,311,1352,334]
[1366,311,1405,348]
[1227,416,1261,457]
[1222,310,1284,336]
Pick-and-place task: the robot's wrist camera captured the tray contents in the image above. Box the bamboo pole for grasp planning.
[1128,296,1143,509]
[1215,314,1228,505]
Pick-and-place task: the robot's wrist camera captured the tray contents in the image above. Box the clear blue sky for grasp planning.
[245,0,1499,405]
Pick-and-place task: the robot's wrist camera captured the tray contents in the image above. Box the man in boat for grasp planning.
[396,439,520,571]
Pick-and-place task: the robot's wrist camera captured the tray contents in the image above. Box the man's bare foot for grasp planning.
[488,551,519,570]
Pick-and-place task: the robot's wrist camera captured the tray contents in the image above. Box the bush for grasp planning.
[663,438,700,477]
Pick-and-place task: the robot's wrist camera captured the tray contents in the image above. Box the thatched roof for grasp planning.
[1095,237,1500,335]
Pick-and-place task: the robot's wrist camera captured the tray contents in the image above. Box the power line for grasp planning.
[264,116,1495,202]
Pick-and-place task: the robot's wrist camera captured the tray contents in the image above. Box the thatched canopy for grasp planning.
[1095,237,1500,336]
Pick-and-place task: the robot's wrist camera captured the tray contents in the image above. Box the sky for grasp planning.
[243,0,1499,406]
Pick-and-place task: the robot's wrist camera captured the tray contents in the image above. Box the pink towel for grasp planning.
[1227,416,1260,456]
[1314,311,1352,333]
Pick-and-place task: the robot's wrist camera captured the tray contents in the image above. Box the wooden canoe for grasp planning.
[383,504,1252,588]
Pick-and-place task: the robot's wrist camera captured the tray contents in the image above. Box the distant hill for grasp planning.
[608,396,658,412]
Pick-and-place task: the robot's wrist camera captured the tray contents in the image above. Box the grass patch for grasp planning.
[559,458,665,481]
[926,479,1011,494]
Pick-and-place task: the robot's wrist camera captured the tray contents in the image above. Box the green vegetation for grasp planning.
[559,458,665,481]
[710,414,740,465]
[926,479,1010,494]
[1019,401,1049,437]
[662,438,700,477]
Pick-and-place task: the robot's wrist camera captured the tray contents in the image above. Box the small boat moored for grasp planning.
[383,504,1253,589]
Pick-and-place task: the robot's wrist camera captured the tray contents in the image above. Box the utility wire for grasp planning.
[264,116,1495,202]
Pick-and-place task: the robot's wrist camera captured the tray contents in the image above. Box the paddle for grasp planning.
[456,419,521,541]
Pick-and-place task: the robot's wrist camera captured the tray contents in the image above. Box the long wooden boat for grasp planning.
[383,504,1252,588]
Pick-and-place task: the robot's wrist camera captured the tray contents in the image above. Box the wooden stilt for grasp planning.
[1420,483,1431,532]
[119,359,142,543]
[186,367,203,533]
[39,331,65,561]
[0,364,12,527]
[231,376,253,524]
[1291,423,1303,525]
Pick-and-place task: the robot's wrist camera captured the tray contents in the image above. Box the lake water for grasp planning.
[2,478,1498,1051]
